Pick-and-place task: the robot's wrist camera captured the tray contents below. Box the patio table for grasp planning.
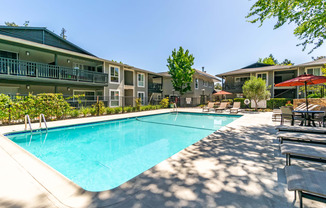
[292,110,324,127]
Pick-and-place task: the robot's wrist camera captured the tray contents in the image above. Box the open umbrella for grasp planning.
[213,90,232,100]
[274,73,326,111]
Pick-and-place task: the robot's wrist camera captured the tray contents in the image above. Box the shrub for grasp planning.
[124,106,133,112]
[221,99,233,104]
[132,107,137,112]
[135,98,142,111]
[114,107,122,114]
[159,97,169,108]
[106,107,115,114]
[0,94,11,123]
[80,107,90,117]
[155,105,161,109]
[70,109,80,118]
[90,107,97,116]
[92,101,105,115]
[266,98,293,109]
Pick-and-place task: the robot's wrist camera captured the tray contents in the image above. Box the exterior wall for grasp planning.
[135,71,148,102]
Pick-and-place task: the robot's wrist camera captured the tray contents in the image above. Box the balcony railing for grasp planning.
[148,83,162,92]
[224,82,245,91]
[0,57,108,85]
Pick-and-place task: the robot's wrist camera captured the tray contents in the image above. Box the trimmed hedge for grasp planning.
[267,98,293,109]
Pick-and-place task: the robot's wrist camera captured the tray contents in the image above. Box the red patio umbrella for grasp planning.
[213,90,232,100]
[275,73,326,111]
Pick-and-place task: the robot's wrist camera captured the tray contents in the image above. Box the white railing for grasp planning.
[39,114,48,132]
[24,115,32,132]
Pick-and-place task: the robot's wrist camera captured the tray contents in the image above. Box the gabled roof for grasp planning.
[158,69,220,81]
[216,65,293,77]
[0,26,95,56]
[295,58,326,67]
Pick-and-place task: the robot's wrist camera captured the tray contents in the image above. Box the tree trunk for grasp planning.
[254,99,258,111]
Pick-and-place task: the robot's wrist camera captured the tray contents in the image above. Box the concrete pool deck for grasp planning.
[0,109,325,207]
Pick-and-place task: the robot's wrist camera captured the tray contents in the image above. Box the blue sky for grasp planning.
[1,0,326,76]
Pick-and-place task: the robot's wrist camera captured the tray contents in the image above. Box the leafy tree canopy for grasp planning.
[4,21,29,27]
[242,76,270,110]
[167,47,195,95]
[215,82,222,90]
[246,0,326,53]
[258,54,294,65]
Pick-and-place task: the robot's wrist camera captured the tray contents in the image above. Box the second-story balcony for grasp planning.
[0,57,108,86]
[148,83,162,92]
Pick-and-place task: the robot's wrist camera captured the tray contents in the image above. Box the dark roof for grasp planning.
[242,62,273,69]
[158,69,220,81]
[0,26,95,56]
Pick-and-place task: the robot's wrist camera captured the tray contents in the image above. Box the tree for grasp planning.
[23,21,29,27]
[60,28,67,40]
[258,54,294,65]
[246,0,326,53]
[242,76,270,110]
[167,47,195,95]
[4,22,18,27]
[258,54,278,65]
[215,82,222,90]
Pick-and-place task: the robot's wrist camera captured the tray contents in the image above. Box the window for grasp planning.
[137,91,145,105]
[203,81,208,87]
[235,77,250,83]
[0,50,17,59]
[110,66,120,83]
[195,78,199,89]
[209,82,213,88]
[306,68,321,76]
[73,63,95,72]
[110,90,120,107]
[256,73,268,85]
[137,73,145,87]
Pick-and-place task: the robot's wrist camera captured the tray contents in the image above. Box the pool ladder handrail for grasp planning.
[39,114,48,132]
[173,103,178,112]
[24,115,32,132]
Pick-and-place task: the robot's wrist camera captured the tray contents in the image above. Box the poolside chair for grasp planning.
[311,106,326,127]
[215,102,228,113]
[230,102,241,114]
[281,142,326,166]
[272,109,282,121]
[285,165,326,208]
[202,102,215,112]
[294,103,306,111]
[276,126,326,134]
[277,131,326,144]
[280,106,304,126]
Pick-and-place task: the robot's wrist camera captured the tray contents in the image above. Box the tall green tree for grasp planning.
[4,22,18,27]
[258,54,294,65]
[242,76,270,110]
[167,47,195,95]
[246,0,326,53]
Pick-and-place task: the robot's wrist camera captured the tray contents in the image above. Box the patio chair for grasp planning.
[311,106,326,127]
[285,165,326,208]
[294,103,306,111]
[272,109,282,121]
[202,102,215,112]
[215,102,228,113]
[280,106,304,126]
[277,131,326,144]
[276,126,326,134]
[281,142,326,165]
[230,102,241,114]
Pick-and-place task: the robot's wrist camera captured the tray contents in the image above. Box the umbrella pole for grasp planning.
[305,81,309,112]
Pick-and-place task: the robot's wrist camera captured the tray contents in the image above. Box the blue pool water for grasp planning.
[6,112,240,192]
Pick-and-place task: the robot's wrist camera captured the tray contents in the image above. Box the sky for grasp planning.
[1,0,326,76]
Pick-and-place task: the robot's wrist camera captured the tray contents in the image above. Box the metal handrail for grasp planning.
[24,115,32,132]
[39,114,48,132]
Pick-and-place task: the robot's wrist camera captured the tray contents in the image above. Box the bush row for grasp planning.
[233,98,293,109]
[0,94,168,124]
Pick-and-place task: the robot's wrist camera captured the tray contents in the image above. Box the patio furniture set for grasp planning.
[202,101,241,114]
[276,121,326,207]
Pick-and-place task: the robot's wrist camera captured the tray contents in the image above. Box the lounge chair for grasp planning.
[280,106,304,126]
[276,126,326,134]
[202,102,215,112]
[285,165,326,208]
[277,131,326,144]
[215,102,228,113]
[272,109,282,121]
[312,106,326,127]
[230,102,241,114]
[281,142,326,165]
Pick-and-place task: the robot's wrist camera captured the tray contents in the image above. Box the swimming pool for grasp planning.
[6,112,240,192]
